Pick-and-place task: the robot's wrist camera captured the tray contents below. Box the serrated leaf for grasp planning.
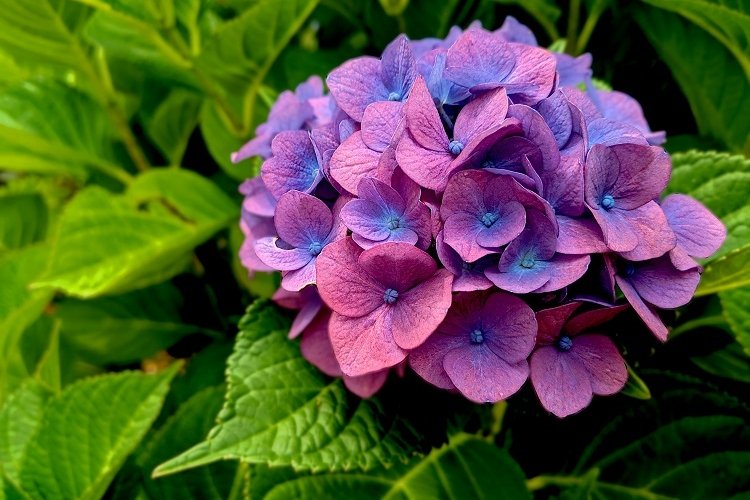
[697,245,750,296]
[0,194,48,251]
[134,387,240,499]
[34,169,236,298]
[641,0,750,80]
[255,435,530,499]
[0,79,125,182]
[691,338,750,383]
[669,151,750,194]
[635,8,750,154]
[141,89,203,165]
[154,302,427,476]
[55,283,201,365]
[720,286,750,356]
[19,366,180,500]
[0,383,49,485]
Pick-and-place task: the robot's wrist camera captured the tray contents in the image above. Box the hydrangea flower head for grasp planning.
[235,18,726,414]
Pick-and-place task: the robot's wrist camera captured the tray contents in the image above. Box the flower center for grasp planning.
[480,211,499,227]
[519,255,536,269]
[448,140,464,156]
[557,335,573,352]
[383,288,399,304]
[470,329,485,344]
[462,261,474,271]
[623,262,636,277]
[388,91,402,101]
[601,194,615,210]
[387,216,400,230]
[481,159,494,169]
[308,242,323,256]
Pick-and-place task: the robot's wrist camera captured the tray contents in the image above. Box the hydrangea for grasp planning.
[234,18,726,417]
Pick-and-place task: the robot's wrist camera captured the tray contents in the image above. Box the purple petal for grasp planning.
[662,194,726,259]
[618,202,676,261]
[261,131,322,199]
[475,202,526,248]
[281,259,318,291]
[616,275,668,342]
[316,238,384,317]
[408,330,461,390]
[341,199,393,242]
[254,237,312,271]
[530,346,593,418]
[344,370,389,398]
[572,334,627,395]
[502,43,557,105]
[391,269,454,350]
[289,292,323,339]
[444,345,529,403]
[482,293,537,363]
[556,216,609,254]
[625,256,700,309]
[534,254,591,293]
[274,191,333,248]
[300,310,342,377]
[402,76,449,151]
[327,56,388,121]
[435,231,494,291]
[362,100,404,152]
[358,242,438,292]
[329,131,381,195]
[240,178,276,217]
[453,87,510,146]
[445,30,515,91]
[495,16,537,45]
[380,34,417,99]
[587,117,649,148]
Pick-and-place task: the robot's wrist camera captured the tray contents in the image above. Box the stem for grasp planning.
[227,462,249,500]
[436,103,454,135]
[527,474,585,491]
[576,0,608,54]
[565,0,582,55]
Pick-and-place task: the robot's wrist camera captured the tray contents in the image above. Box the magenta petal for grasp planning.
[556,216,609,254]
[530,346,593,418]
[408,331,463,390]
[440,172,485,219]
[327,56,388,121]
[329,131,381,195]
[395,131,455,191]
[662,194,726,259]
[281,259,318,291]
[362,101,404,152]
[589,205,639,253]
[503,43,557,105]
[274,191,333,247]
[300,311,342,377]
[344,370,389,398]
[316,238,384,317]
[572,334,627,396]
[329,309,406,376]
[254,237,311,271]
[616,275,668,342]
[564,304,629,335]
[618,202,676,261]
[289,294,323,339]
[535,303,582,345]
[453,87,510,145]
[341,199,393,242]
[435,231,494,292]
[444,345,529,403]
[627,256,700,309]
[390,269,453,349]
[443,213,493,262]
[475,202,526,248]
[403,77,449,151]
[482,293,537,363]
[534,254,591,293]
[358,242,438,292]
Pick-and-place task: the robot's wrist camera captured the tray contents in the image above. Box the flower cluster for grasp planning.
[236,18,726,417]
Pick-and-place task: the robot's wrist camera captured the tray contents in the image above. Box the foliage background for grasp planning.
[0,0,749,498]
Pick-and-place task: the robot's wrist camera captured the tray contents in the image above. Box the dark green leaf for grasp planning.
[720,285,750,356]
[620,364,651,400]
[0,194,48,251]
[691,338,750,383]
[141,89,203,166]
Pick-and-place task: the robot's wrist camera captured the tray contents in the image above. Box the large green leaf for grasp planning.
[0,246,55,401]
[0,79,125,182]
[254,435,530,499]
[0,194,48,252]
[141,89,203,165]
[34,169,236,298]
[55,283,200,365]
[697,245,750,296]
[18,366,180,500]
[154,302,429,476]
[0,383,49,485]
[635,8,750,154]
[720,286,750,356]
[641,0,750,80]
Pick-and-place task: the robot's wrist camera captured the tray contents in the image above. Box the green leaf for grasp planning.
[697,245,750,296]
[34,169,236,298]
[0,246,55,402]
[255,435,530,499]
[133,387,241,499]
[55,283,197,365]
[0,79,126,182]
[0,383,49,485]
[620,364,651,400]
[634,8,750,154]
[691,338,750,383]
[33,321,61,395]
[669,150,750,195]
[720,286,750,356]
[154,302,427,476]
[0,0,91,71]
[19,366,180,500]
[0,194,48,251]
[141,89,203,166]
[640,0,750,80]
[200,101,258,181]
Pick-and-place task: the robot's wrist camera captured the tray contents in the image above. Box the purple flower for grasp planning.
[316,238,453,376]
[440,171,526,262]
[435,231,495,292]
[495,16,537,45]
[261,130,324,199]
[396,76,514,191]
[530,303,628,418]
[272,286,323,339]
[486,209,591,293]
[255,191,345,291]
[409,292,536,403]
[329,101,403,194]
[300,309,389,398]
[340,171,431,249]
[595,89,666,146]
[662,194,726,270]
[584,143,674,254]
[613,255,700,341]
[327,35,416,121]
[444,29,556,105]
[232,76,323,162]
[553,53,592,88]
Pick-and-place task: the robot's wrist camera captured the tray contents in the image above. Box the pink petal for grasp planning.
[616,276,668,341]
[618,201,676,261]
[627,257,700,309]
[572,334,627,396]
[530,346,593,418]
[289,293,323,339]
[453,87,510,145]
[408,331,463,390]
[662,194,726,259]
[327,56,387,121]
[281,259,318,291]
[556,216,609,254]
[274,191,333,248]
[362,100,404,152]
[358,242,438,292]
[481,293,537,363]
[300,311,342,377]
[534,254,591,293]
[444,345,529,403]
[390,269,454,349]
[344,370,389,398]
[254,237,311,271]
[535,303,582,345]
[589,205,639,253]
[503,43,557,105]
[329,132,381,195]
[402,76,449,152]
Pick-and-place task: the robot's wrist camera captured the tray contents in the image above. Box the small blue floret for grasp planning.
[449,140,464,155]
[601,194,615,210]
[383,288,399,304]
[519,255,536,269]
[308,242,323,256]
[388,91,401,101]
[481,212,499,227]
[470,329,485,344]
[387,216,400,230]
[557,335,573,351]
